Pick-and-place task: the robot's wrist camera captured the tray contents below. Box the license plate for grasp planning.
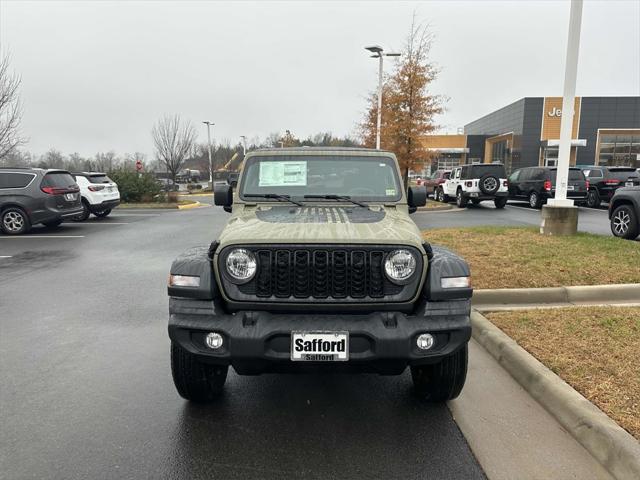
[567,185,575,191]
[291,331,349,362]
[64,193,76,201]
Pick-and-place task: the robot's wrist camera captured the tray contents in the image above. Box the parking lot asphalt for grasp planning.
[412,200,613,237]
[0,207,485,480]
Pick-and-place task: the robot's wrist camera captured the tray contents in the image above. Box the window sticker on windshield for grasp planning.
[259,161,307,187]
[386,188,396,196]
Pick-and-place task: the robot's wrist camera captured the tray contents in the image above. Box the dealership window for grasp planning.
[598,133,640,167]
[435,153,463,170]
[542,147,558,167]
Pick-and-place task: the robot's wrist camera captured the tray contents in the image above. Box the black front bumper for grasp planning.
[168,298,471,375]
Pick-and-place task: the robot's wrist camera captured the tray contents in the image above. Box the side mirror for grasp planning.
[407,185,427,214]
[214,183,233,212]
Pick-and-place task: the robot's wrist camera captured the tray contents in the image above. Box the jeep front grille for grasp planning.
[218,245,423,304]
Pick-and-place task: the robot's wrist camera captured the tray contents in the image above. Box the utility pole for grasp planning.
[365,46,401,150]
[240,135,247,156]
[203,121,214,186]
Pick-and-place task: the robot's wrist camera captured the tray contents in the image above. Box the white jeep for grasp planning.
[439,163,509,209]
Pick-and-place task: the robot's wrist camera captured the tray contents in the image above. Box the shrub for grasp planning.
[109,171,161,203]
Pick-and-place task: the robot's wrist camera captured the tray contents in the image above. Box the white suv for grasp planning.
[440,163,509,209]
[72,172,120,221]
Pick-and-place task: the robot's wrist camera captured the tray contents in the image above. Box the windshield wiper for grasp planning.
[303,194,370,209]
[244,193,304,207]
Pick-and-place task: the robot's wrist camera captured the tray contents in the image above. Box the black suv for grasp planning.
[0,168,82,235]
[583,167,638,208]
[507,167,588,209]
[609,186,640,239]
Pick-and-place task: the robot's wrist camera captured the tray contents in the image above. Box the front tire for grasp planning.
[1,207,31,235]
[456,190,467,208]
[411,344,468,402]
[171,343,228,402]
[611,205,639,239]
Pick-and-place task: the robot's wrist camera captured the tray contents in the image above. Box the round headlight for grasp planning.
[225,248,257,283]
[384,249,417,283]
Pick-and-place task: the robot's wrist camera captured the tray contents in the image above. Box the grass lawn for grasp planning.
[486,306,640,440]
[422,226,640,289]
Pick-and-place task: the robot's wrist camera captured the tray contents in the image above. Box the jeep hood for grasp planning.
[217,204,424,249]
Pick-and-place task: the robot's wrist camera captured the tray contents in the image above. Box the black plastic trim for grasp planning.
[168,246,217,300]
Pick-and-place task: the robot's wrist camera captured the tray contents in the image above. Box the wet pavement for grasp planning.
[0,207,485,480]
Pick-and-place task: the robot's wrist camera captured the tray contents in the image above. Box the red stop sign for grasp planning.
[135,160,143,171]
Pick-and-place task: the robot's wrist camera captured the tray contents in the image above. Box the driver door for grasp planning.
[446,168,460,196]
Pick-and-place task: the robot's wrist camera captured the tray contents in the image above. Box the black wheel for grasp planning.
[529,191,542,209]
[435,188,444,202]
[72,201,91,222]
[494,197,508,209]
[42,219,63,228]
[1,207,31,235]
[479,173,500,195]
[171,342,228,402]
[93,209,112,218]
[456,189,467,208]
[586,190,600,208]
[611,205,639,240]
[471,198,481,206]
[411,344,468,402]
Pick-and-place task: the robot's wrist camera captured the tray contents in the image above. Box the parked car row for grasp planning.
[0,168,120,235]
[581,166,640,207]
[428,164,638,211]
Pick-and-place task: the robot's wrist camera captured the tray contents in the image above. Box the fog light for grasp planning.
[205,332,223,349]
[417,333,434,350]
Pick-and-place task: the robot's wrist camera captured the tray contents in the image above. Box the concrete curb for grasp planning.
[471,310,640,480]
[417,203,453,212]
[177,201,206,210]
[473,284,640,307]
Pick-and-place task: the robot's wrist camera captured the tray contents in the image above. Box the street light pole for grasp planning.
[376,54,383,150]
[203,121,214,186]
[365,46,401,150]
[548,0,583,207]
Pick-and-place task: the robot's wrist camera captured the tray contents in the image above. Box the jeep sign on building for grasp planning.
[424,96,640,173]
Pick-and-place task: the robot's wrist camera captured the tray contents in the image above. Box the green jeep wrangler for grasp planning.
[168,148,472,402]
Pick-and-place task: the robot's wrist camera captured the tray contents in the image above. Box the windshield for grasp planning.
[239,155,402,201]
[88,174,111,184]
[608,168,636,181]
[468,164,506,178]
[549,169,585,183]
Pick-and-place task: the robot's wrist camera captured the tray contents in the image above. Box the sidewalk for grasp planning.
[450,339,613,480]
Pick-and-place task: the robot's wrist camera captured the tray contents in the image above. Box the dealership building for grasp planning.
[424,96,640,173]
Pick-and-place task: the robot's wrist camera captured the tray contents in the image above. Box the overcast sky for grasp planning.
[1,0,639,158]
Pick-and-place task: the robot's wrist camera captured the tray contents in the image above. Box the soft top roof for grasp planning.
[247,147,395,158]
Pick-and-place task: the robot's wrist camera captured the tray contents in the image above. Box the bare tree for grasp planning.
[0,54,26,159]
[94,151,119,172]
[151,114,197,183]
